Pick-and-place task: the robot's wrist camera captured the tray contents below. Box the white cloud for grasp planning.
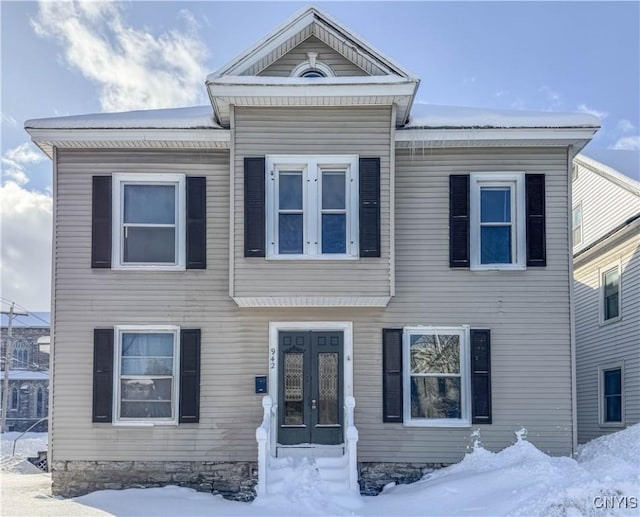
[1,113,17,126]
[616,119,635,133]
[0,182,52,311]
[1,143,45,186]
[609,135,640,151]
[577,104,608,120]
[539,85,561,105]
[31,0,209,112]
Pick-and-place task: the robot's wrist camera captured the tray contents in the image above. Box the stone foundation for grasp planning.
[358,462,448,495]
[51,460,446,500]
[51,460,258,501]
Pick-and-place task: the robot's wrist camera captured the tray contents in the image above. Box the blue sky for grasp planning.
[1,1,639,310]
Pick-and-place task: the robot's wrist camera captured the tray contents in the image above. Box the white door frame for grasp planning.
[268,321,354,454]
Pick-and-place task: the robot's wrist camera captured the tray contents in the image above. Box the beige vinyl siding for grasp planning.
[572,164,640,253]
[574,234,640,443]
[52,145,575,465]
[233,107,392,300]
[258,36,368,77]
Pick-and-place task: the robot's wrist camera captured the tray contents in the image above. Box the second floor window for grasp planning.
[266,155,359,259]
[12,342,28,368]
[601,265,621,322]
[112,174,186,269]
[572,204,583,247]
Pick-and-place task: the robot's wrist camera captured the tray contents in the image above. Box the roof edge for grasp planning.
[574,154,640,196]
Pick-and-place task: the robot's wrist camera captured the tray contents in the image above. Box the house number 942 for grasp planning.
[270,348,276,369]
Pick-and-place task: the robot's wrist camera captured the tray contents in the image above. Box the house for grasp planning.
[25,7,599,499]
[572,153,640,444]
[1,312,50,431]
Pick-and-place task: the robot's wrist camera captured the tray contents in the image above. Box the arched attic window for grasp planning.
[291,52,335,78]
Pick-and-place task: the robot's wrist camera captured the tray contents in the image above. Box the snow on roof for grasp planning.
[25,106,221,130]
[0,370,49,381]
[1,312,50,328]
[405,103,601,129]
[207,75,413,86]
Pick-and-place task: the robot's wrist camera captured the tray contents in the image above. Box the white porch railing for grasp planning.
[344,395,359,493]
[255,395,273,497]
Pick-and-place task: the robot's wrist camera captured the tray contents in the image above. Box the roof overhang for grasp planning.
[206,76,419,127]
[395,127,599,150]
[26,128,230,158]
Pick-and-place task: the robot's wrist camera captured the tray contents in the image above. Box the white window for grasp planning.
[403,326,471,427]
[599,363,624,426]
[266,155,359,259]
[113,325,180,425]
[572,204,583,247]
[470,173,526,270]
[112,174,186,269]
[600,263,621,324]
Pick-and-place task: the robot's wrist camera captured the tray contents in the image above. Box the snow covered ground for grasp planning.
[2,427,638,516]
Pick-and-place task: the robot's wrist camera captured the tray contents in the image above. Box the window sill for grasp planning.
[403,419,471,428]
[598,421,625,428]
[599,316,622,327]
[265,254,360,261]
[111,421,178,427]
[110,264,186,271]
[470,264,526,271]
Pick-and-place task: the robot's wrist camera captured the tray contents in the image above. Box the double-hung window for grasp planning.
[600,264,621,323]
[572,204,583,247]
[266,155,359,259]
[112,174,186,269]
[403,327,470,426]
[113,325,179,425]
[599,365,623,425]
[470,173,526,270]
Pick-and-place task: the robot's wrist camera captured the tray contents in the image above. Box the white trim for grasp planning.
[470,173,526,271]
[112,325,180,426]
[232,296,391,307]
[290,60,335,78]
[111,173,186,270]
[228,106,236,299]
[389,104,396,297]
[598,362,625,427]
[402,326,471,427]
[268,321,354,453]
[599,260,623,325]
[265,155,359,260]
[567,145,579,454]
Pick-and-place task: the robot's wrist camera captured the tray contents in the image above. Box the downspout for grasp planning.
[389,104,396,298]
[48,146,58,471]
[229,105,236,299]
[567,145,579,454]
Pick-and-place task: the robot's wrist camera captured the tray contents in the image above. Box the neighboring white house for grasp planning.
[572,153,640,444]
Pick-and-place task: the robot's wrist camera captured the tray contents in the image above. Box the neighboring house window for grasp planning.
[112,174,186,269]
[470,173,526,270]
[599,365,623,425]
[36,387,46,417]
[265,155,359,259]
[12,341,28,368]
[601,264,621,323]
[572,204,583,247]
[113,326,180,424]
[10,387,19,410]
[402,327,470,426]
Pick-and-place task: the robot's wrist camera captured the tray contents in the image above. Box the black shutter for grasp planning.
[186,177,206,269]
[179,329,201,423]
[244,157,266,257]
[450,175,470,267]
[92,176,112,268]
[526,174,546,267]
[93,328,114,423]
[470,329,492,424]
[359,158,381,257]
[382,328,403,423]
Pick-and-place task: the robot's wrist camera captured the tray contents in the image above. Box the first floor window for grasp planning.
[10,387,19,410]
[572,204,583,247]
[112,174,185,269]
[601,265,621,322]
[470,173,526,270]
[403,327,469,425]
[114,326,179,424]
[601,366,623,424]
[266,155,358,259]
